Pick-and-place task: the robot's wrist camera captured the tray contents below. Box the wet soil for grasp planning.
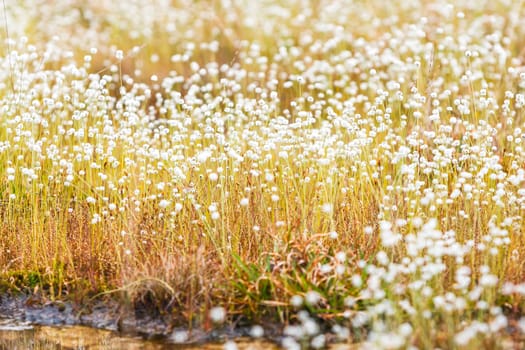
[0,320,279,349]
[0,293,280,347]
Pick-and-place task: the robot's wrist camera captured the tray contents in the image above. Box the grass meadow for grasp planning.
[1,0,525,348]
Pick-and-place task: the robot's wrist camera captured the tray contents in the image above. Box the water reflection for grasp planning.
[0,318,278,349]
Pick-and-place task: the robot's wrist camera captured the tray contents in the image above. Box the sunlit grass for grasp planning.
[1,0,525,348]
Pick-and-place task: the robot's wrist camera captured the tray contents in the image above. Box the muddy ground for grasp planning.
[0,292,283,346]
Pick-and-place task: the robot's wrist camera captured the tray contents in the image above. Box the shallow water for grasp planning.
[0,318,279,349]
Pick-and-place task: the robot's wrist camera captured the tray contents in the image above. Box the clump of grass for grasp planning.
[1,0,525,348]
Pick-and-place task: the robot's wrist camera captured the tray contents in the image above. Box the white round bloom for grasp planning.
[115,49,124,60]
[311,334,325,349]
[197,150,212,163]
[171,330,188,343]
[305,291,321,305]
[321,203,333,214]
[223,340,238,350]
[209,306,226,323]
[249,325,264,338]
[159,199,171,209]
[290,295,303,307]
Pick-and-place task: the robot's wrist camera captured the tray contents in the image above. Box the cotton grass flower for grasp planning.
[518,318,525,333]
[321,203,333,214]
[209,306,226,324]
[290,295,303,307]
[310,334,325,349]
[158,199,170,209]
[171,330,189,343]
[223,340,238,350]
[197,150,212,163]
[249,325,264,338]
[305,291,321,305]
